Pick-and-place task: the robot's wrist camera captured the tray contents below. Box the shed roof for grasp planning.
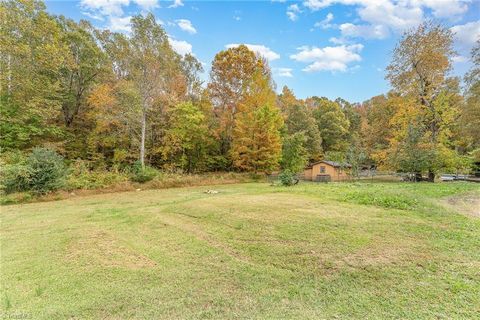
[305,160,352,169]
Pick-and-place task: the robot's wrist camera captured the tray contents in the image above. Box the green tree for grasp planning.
[308,97,350,153]
[284,104,322,161]
[0,0,67,150]
[390,124,436,180]
[345,136,366,177]
[280,132,308,173]
[162,102,209,173]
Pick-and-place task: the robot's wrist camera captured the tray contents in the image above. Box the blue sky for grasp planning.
[45,0,480,103]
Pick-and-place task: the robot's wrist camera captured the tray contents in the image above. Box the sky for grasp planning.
[45,0,480,103]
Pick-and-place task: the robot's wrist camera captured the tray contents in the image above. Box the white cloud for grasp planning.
[169,0,184,8]
[411,0,468,18]
[274,68,294,77]
[225,44,281,61]
[303,0,468,18]
[452,55,468,63]
[134,0,159,10]
[451,20,480,47]
[169,37,192,55]
[357,1,423,32]
[314,12,334,29]
[329,36,348,45]
[80,0,129,17]
[287,4,301,21]
[303,0,470,39]
[290,44,363,72]
[109,15,132,32]
[80,0,159,34]
[287,11,298,21]
[303,0,331,11]
[340,23,389,39]
[176,19,197,34]
[81,11,105,21]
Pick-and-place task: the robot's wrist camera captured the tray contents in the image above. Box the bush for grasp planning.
[279,169,297,186]
[0,148,67,194]
[66,160,129,190]
[130,162,158,183]
[26,148,67,194]
[1,162,31,194]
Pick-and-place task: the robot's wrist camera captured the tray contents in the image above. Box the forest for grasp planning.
[1,0,480,194]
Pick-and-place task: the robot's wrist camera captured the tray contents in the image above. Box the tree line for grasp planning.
[1,0,479,181]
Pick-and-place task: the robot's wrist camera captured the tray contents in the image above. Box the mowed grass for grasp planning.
[1,182,479,319]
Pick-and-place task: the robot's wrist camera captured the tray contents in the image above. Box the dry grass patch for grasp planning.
[66,229,157,269]
[441,191,480,217]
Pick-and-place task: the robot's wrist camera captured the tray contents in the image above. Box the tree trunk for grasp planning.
[140,108,146,169]
[7,54,12,95]
[427,170,435,182]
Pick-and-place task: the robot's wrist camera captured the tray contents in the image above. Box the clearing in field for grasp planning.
[1,182,480,319]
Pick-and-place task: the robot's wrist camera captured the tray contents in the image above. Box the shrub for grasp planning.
[130,162,158,183]
[279,169,297,186]
[1,148,67,195]
[26,148,67,194]
[1,162,31,194]
[66,160,129,190]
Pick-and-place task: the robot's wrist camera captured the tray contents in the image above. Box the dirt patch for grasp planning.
[67,230,157,269]
[441,192,480,217]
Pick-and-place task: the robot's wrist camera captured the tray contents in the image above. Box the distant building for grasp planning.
[304,160,351,181]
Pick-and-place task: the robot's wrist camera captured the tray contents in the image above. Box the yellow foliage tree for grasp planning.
[231,71,283,173]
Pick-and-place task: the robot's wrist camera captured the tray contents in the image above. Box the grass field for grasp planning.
[1,181,480,319]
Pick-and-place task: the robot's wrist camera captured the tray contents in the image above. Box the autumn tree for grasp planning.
[162,102,209,173]
[360,93,402,168]
[231,71,283,173]
[386,21,457,181]
[85,80,145,166]
[208,45,269,162]
[96,14,183,168]
[277,86,298,113]
[181,53,204,100]
[56,17,107,127]
[459,39,480,150]
[0,0,67,150]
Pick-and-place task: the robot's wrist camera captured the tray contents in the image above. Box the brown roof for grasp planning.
[305,160,352,169]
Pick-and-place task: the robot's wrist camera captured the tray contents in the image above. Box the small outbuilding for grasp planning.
[304,160,351,182]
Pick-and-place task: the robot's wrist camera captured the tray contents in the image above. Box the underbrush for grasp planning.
[342,181,480,210]
[295,181,478,211]
[1,171,256,205]
[342,190,419,210]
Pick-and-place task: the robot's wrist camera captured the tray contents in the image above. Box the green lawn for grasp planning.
[1,182,479,319]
